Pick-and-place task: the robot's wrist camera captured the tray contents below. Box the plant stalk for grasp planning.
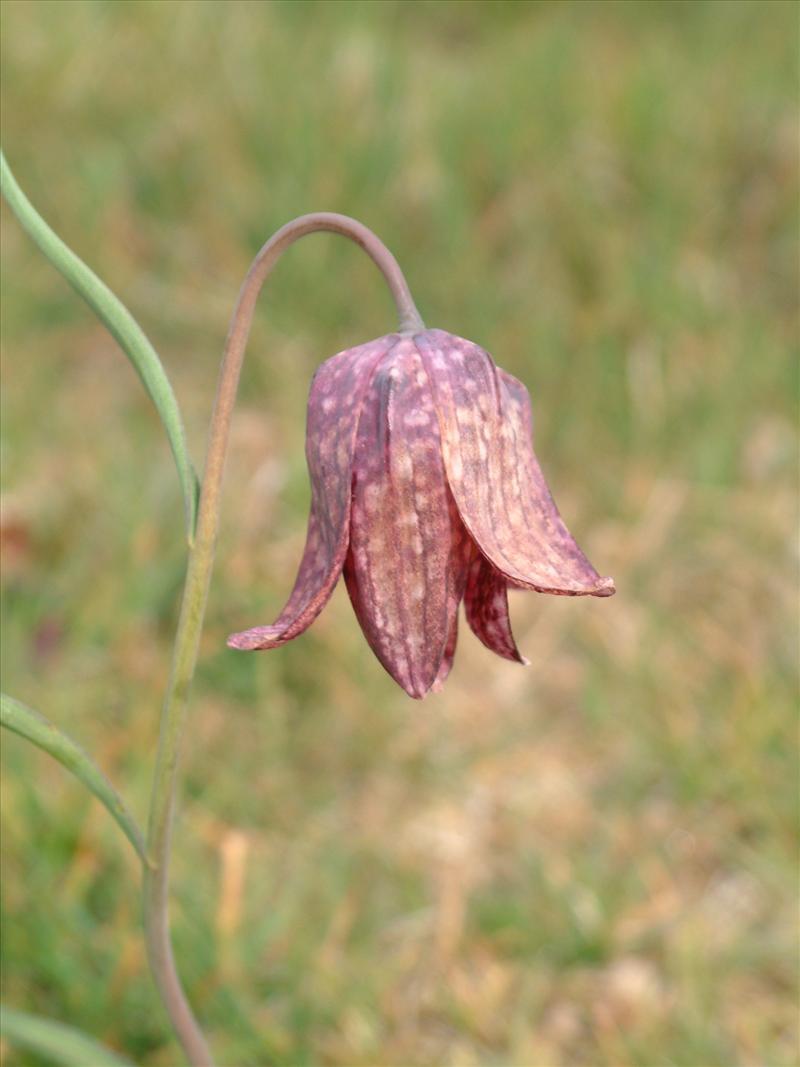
[0,150,200,541]
[143,214,422,1065]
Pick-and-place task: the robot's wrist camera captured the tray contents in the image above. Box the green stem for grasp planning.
[0,150,199,541]
[0,1005,135,1067]
[144,214,421,1066]
[0,693,147,863]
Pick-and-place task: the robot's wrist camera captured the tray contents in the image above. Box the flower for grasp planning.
[227,329,614,698]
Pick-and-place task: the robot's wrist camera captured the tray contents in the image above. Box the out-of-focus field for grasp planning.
[1,2,797,1065]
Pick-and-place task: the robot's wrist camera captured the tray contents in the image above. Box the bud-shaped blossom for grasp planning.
[228,329,614,698]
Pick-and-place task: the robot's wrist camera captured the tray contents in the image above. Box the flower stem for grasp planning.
[144,214,421,1065]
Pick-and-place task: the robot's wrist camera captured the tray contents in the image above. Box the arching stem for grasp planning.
[144,214,423,1065]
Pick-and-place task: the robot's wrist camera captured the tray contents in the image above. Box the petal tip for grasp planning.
[397,675,433,699]
[226,633,253,651]
[226,628,277,651]
[593,576,616,597]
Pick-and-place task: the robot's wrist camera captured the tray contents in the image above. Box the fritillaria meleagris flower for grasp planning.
[228,329,614,698]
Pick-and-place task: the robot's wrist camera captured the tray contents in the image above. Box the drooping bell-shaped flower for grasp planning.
[228,328,614,698]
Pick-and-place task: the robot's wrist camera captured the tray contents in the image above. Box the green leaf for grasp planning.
[0,1005,135,1067]
[0,149,199,542]
[0,694,146,863]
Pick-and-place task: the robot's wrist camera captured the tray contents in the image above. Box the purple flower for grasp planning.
[228,329,614,698]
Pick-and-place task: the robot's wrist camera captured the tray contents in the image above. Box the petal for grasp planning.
[429,610,460,693]
[343,339,471,698]
[430,494,472,692]
[227,334,394,651]
[464,549,528,664]
[415,330,615,597]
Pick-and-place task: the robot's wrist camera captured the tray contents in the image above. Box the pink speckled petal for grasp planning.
[430,494,472,692]
[464,549,528,664]
[227,335,394,651]
[429,611,459,693]
[415,330,615,598]
[343,340,471,698]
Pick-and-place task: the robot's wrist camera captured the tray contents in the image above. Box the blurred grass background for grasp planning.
[1,1,797,1065]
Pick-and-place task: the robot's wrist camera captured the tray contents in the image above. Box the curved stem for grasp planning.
[0,150,200,542]
[1,694,147,863]
[0,1005,135,1067]
[144,214,422,1065]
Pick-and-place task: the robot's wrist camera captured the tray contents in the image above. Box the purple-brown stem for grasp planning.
[144,214,423,1065]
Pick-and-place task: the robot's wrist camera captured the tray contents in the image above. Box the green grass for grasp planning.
[1,1,797,1065]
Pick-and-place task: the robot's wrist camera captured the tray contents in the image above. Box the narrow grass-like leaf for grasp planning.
[0,694,146,862]
[0,1005,134,1067]
[0,150,199,540]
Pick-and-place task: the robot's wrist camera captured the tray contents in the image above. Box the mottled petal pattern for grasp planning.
[227,335,393,651]
[430,493,472,692]
[343,339,471,698]
[229,319,614,698]
[430,611,459,693]
[464,549,528,664]
[415,329,615,597]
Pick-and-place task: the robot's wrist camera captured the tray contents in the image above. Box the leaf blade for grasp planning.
[0,1005,135,1067]
[0,149,199,540]
[0,693,146,862]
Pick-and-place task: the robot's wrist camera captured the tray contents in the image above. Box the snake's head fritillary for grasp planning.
[227,329,614,698]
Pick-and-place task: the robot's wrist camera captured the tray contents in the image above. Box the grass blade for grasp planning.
[0,149,199,540]
[0,693,146,863]
[0,1005,135,1067]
